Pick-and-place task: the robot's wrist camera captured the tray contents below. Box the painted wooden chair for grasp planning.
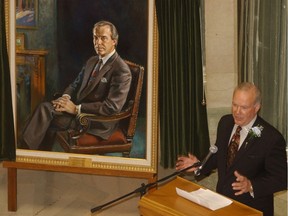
[56,60,144,157]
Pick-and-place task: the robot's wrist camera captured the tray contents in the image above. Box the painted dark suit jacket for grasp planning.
[201,114,287,216]
[63,52,131,139]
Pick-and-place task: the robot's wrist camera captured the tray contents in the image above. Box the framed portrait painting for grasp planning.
[6,0,158,177]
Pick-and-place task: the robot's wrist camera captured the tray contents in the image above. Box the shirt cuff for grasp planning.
[75,104,81,115]
[249,185,254,198]
[62,94,71,99]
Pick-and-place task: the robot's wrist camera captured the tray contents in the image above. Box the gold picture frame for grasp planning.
[5,0,158,177]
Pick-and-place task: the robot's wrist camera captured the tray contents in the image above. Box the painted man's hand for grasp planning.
[52,96,76,115]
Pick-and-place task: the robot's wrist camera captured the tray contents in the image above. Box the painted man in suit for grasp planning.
[19,20,132,150]
[176,82,287,216]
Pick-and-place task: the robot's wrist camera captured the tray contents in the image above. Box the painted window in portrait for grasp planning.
[16,0,38,29]
[10,0,158,173]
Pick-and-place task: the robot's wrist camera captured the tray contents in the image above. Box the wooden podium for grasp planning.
[139,177,262,216]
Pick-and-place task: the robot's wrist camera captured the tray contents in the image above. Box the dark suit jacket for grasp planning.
[63,52,131,139]
[201,114,287,216]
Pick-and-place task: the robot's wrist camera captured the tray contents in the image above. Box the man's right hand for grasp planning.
[52,95,76,114]
[176,153,200,172]
[51,96,62,110]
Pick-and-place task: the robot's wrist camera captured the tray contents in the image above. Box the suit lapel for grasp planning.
[221,118,235,172]
[232,136,258,165]
[79,60,98,94]
[78,53,118,101]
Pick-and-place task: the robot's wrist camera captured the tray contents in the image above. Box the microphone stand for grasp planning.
[90,161,201,213]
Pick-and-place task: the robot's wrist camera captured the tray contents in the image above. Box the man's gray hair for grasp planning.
[234,82,262,105]
[93,20,119,46]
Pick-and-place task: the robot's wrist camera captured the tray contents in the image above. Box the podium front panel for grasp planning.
[138,177,262,216]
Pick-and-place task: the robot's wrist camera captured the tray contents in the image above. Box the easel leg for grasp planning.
[7,167,17,211]
[148,174,157,192]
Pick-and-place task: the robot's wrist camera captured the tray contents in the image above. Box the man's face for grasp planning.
[93,25,116,57]
[232,89,261,126]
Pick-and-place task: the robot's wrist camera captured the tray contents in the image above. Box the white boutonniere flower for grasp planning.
[244,125,263,148]
[248,125,264,139]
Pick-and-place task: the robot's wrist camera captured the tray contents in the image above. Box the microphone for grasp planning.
[195,145,218,176]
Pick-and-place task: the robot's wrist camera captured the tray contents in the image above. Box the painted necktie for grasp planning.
[227,126,242,167]
[89,59,103,83]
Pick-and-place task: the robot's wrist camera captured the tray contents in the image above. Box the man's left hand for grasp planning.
[232,171,253,196]
[52,97,76,115]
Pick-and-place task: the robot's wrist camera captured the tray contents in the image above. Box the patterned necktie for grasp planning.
[227,126,242,167]
[89,59,103,82]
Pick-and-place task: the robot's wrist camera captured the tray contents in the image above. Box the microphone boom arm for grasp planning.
[90,161,201,213]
